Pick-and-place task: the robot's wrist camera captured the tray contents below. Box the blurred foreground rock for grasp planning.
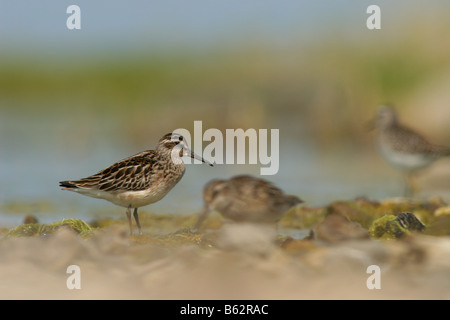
[315,213,369,242]
[369,213,426,240]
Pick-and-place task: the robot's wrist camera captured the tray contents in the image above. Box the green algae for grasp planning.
[5,218,93,238]
[1,197,447,244]
[369,213,426,240]
[5,223,47,237]
[369,215,407,240]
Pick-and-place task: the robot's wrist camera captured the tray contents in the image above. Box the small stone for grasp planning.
[434,206,450,217]
[396,212,426,232]
[315,213,369,243]
[425,215,450,236]
[23,214,39,224]
[279,236,317,252]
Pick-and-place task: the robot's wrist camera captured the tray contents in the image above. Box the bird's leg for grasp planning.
[410,172,419,196]
[403,172,416,197]
[126,205,133,235]
[133,208,142,235]
[193,205,210,232]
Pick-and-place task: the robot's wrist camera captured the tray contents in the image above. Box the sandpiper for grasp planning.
[194,175,303,230]
[60,132,213,235]
[373,105,450,195]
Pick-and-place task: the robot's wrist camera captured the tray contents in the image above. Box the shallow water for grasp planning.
[1,109,449,227]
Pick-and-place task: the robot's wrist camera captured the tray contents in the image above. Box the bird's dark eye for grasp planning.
[211,189,220,199]
[172,135,183,145]
[170,135,183,144]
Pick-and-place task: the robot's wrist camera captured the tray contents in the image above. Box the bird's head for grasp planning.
[157,132,213,166]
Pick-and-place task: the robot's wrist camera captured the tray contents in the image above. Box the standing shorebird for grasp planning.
[60,132,213,235]
[373,105,450,196]
[194,175,303,230]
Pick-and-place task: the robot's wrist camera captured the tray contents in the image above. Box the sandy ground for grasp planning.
[0,222,449,300]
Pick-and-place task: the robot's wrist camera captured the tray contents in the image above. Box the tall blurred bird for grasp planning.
[194,175,303,230]
[60,132,213,235]
[373,105,450,196]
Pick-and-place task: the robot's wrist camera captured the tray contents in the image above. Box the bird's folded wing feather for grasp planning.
[67,151,158,192]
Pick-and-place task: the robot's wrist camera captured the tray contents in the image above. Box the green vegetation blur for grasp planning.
[1,15,450,154]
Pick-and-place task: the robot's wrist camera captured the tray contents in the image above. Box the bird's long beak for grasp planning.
[184,147,213,166]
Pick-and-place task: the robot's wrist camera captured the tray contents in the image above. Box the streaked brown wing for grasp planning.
[230,175,284,205]
[68,150,157,192]
[390,126,437,154]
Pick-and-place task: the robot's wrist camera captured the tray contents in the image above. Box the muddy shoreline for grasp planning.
[1,197,449,299]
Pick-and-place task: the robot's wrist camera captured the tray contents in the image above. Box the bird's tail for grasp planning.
[59,181,79,189]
